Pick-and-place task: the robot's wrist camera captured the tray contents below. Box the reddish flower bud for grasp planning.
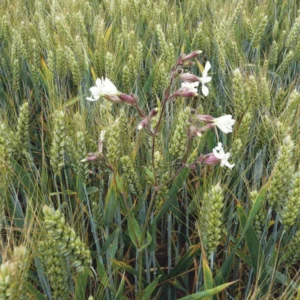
[138,118,149,130]
[176,90,198,97]
[199,153,221,166]
[119,93,137,105]
[105,95,122,103]
[180,73,201,82]
[149,108,159,117]
[182,50,202,61]
[196,114,214,122]
[189,125,202,138]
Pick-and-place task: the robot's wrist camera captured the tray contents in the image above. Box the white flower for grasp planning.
[213,115,235,134]
[175,81,199,97]
[199,61,212,96]
[86,77,119,101]
[213,142,235,169]
[181,81,199,93]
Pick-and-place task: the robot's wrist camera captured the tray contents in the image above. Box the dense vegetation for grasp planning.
[0,0,300,299]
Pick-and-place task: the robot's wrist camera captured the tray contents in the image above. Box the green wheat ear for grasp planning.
[0,245,29,299]
[250,190,265,237]
[269,41,278,67]
[50,111,65,175]
[169,107,190,160]
[232,69,246,118]
[282,171,300,228]
[286,12,300,49]
[14,102,29,160]
[42,205,91,272]
[281,230,300,266]
[38,239,69,299]
[106,118,123,168]
[276,51,294,75]
[268,136,294,211]
[199,184,224,254]
[121,155,143,197]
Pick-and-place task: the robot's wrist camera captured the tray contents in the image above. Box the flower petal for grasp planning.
[90,86,101,99]
[202,61,211,77]
[201,76,212,84]
[96,78,102,88]
[202,84,209,96]
[86,96,98,101]
[225,161,235,169]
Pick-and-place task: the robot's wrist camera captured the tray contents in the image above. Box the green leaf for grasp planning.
[26,283,47,300]
[140,231,152,251]
[297,288,300,300]
[86,186,99,195]
[142,275,162,300]
[115,272,126,300]
[115,174,125,194]
[75,267,90,300]
[237,203,263,273]
[266,266,298,290]
[215,185,268,285]
[11,159,38,198]
[104,24,113,42]
[202,250,214,290]
[108,229,120,258]
[157,166,190,220]
[143,167,155,184]
[101,227,119,255]
[63,96,80,107]
[111,259,138,276]
[143,55,155,93]
[178,281,237,300]
[127,211,142,248]
[97,260,109,287]
[103,179,118,226]
[166,245,200,280]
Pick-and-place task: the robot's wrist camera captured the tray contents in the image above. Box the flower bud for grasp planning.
[180,73,201,82]
[198,153,220,166]
[196,114,214,122]
[182,61,195,67]
[119,93,137,105]
[189,125,202,138]
[149,108,159,117]
[176,90,198,97]
[104,95,122,103]
[182,50,202,61]
[138,118,149,130]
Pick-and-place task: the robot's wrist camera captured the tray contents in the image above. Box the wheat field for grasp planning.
[0,0,300,299]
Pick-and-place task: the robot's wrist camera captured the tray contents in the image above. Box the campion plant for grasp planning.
[86,50,235,296]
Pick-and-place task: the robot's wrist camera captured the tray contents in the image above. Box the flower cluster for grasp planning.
[86,51,235,170]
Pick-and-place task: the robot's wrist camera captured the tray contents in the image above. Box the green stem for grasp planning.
[137,190,157,299]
